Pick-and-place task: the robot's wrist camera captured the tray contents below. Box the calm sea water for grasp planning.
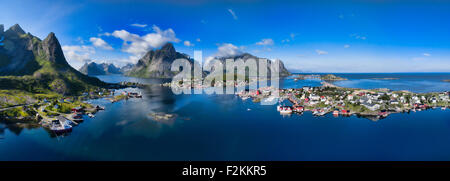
[330,73,450,93]
[0,73,449,161]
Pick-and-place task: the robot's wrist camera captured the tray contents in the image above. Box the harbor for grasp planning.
[238,82,450,121]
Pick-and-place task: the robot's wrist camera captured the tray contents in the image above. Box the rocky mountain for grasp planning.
[125,43,193,78]
[119,63,134,74]
[125,43,290,79]
[214,53,291,77]
[79,62,121,75]
[0,24,106,95]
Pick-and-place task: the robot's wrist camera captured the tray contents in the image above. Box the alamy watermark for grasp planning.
[168,51,281,105]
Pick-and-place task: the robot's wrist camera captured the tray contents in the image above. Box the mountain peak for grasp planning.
[8,24,25,35]
[160,42,175,53]
[42,32,68,65]
[44,32,57,42]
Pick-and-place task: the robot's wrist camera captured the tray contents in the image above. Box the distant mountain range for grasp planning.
[79,62,121,76]
[124,43,291,78]
[0,24,106,95]
[0,23,291,95]
[214,53,291,77]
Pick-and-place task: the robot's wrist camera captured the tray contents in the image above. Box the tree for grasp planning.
[380,94,390,101]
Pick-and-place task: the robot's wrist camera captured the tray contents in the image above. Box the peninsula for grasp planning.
[238,82,449,121]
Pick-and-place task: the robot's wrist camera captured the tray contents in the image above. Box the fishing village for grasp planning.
[238,81,450,121]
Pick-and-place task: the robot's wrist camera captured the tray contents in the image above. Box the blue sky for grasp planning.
[1,0,450,72]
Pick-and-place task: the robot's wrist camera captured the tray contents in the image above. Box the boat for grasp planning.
[442,107,447,110]
[333,110,339,116]
[136,92,143,98]
[277,105,282,111]
[312,110,319,115]
[72,113,84,122]
[128,92,142,98]
[88,113,95,118]
[96,105,105,110]
[316,111,327,116]
[279,106,293,114]
[50,116,72,132]
[293,106,304,113]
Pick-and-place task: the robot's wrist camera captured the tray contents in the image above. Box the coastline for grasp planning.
[1,75,449,132]
[238,80,449,121]
[0,81,146,134]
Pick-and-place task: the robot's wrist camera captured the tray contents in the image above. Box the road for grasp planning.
[0,103,43,112]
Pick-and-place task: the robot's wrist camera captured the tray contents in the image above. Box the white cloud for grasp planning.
[413,53,432,61]
[282,33,296,43]
[350,33,367,40]
[62,45,95,62]
[62,45,95,69]
[216,43,242,57]
[228,9,238,20]
[184,40,194,47]
[89,37,113,50]
[130,23,148,28]
[196,38,201,42]
[344,44,350,48]
[205,43,243,66]
[107,25,180,63]
[315,49,328,55]
[256,38,274,46]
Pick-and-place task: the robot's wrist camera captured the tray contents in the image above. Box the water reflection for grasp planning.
[1,74,450,160]
[0,121,41,136]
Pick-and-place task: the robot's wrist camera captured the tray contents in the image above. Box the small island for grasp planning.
[293,74,347,81]
[443,79,450,82]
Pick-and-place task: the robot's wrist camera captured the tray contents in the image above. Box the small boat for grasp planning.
[50,117,72,132]
[72,113,84,122]
[88,113,95,118]
[333,110,339,116]
[293,107,304,113]
[247,108,251,111]
[96,105,105,110]
[136,92,143,98]
[314,111,327,116]
[442,107,447,110]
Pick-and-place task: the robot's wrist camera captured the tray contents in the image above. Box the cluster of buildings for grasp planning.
[238,85,450,119]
